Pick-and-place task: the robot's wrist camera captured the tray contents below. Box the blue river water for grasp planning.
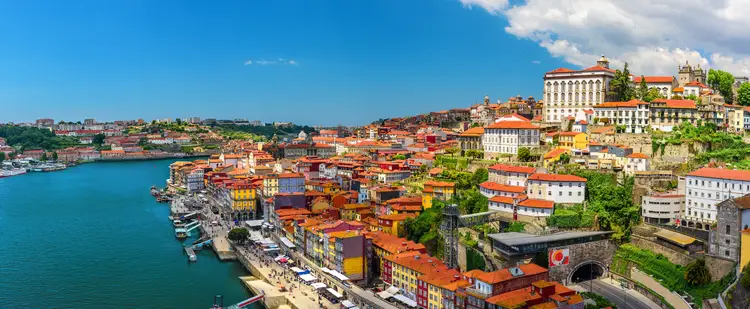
[0,158,254,309]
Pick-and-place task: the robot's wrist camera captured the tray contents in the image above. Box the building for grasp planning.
[526,173,587,204]
[543,56,615,123]
[633,76,677,99]
[422,180,456,209]
[725,105,745,133]
[458,127,484,156]
[542,148,570,169]
[641,193,684,224]
[482,121,540,159]
[383,251,448,300]
[683,81,710,97]
[592,99,650,133]
[262,173,305,197]
[489,195,554,218]
[377,213,416,237]
[741,228,750,270]
[488,164,536,186]
[623,152,651,175]
[463,264,549,309]
[677,61,706,88]
[327,230,366,281]
[649,99,697,132]
[186,168,205,193]
[484,280,584,309]
[488,231,613,267]
[710,194,750,262]
[35,118,54,126]
[682,168,750,230]
[222,180,257,220]
[556,132,588,150]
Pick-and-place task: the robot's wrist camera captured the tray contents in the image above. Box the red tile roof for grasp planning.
[684,81,709,88]
[652,99,697,109]
[519,199,554,209]
[486,121,540,129]
[459,127,485,136]
[547,68,575,74]
[595,99,646,108]
[626,153,650,159]
[544,148,568,159]
[687,167,750,182]
[475,264,548,284]
[528,173,586,182]
[480,181,526,193]
[582,65,616,73]
[633,76,674,83]
[488,164,537,174]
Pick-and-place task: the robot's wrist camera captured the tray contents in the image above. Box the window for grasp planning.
[726,250,730,257]
[727,225,731,234]
[726,239,730,245]
[578,192,582,196]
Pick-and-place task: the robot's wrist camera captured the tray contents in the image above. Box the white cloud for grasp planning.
[531,60,541,64]
[244,60,253,65]
[244,58,299,66]
[288,60,298,66]
[459,0,750,76]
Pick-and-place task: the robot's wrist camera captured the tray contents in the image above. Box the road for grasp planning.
[584,279,660,309]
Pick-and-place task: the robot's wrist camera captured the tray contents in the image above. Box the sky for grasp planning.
[3,0,750,126]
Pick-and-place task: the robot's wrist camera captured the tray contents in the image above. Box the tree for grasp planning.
[518,147,531,162]
[707,69,735,103]
[466,149,482,159]
[40,152,48,161]
[737,83,750,106]
[93,133,106,145]
[228,228,250,244]
[741,262,750,289]
[8,152,15,160]
[470,122,481,128]
[684,257,711,285]
[444,147,460,157]
[392,154,406,160]
[471,168,488,187]
[610,63,634,101]
[643,87,662,102]
[559,153,570,165]
[151,120,157,125]
[685,94,701,105]
[531,250,548,268]
[176,118,182,125]
[506,221,525,232]
[52,151,58,161]
[0,152,4,162]
[637,75,649,100]
[138,137,148,147]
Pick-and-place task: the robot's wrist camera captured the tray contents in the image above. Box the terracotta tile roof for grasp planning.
[672,87,684,92]
[424,180,456,188]
[476,264,548,284]
[582,65,616,73]
[684,81,709,88]
[546,68,575,74]
[633,76,674,83]
[499,113,532,122]
[367,231,425,254]
[378,213,417,221]
[519,198,554,209]
[480,181,526,193]
[652,99,696,109]
[486,121,540,129]
[543,148,568,159]
[459,127,485,136]
[342,203,369,210]
[595,99,646,108]
[384,251,448,274]
[626,152,650,159]
[558,131,585,137]
[488,164,537,174]
[529,173,586,182]
[687,167,750,182]
[591,126,615,134]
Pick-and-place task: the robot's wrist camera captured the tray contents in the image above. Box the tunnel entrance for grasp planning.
[570,262,606,283]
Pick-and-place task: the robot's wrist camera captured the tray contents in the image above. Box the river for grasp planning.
[0,158,255,308]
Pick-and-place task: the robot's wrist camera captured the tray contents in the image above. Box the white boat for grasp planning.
[0,168,28,178]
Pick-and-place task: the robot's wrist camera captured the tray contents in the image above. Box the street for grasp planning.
[584,279,660,309]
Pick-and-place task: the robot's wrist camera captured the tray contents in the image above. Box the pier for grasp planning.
[184,246,197,262]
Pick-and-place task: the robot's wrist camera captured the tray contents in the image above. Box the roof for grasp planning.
[684,81,709,88]
[488,164,537,174]
[687,168,750,182]
[654,230,696,246]
[488,231,613,246]
[547,68,575,74]
[594,99,646,108]
[582,65,616,73]
[626,152,650,159]
[529,173,586,182]
[475,264,548,284]
[543,148,568,160]
[459,127,485,137]
[731,194,750,210]
[591,126,615,134]
[378,213,416,221]
[486,121,540,129]
[652,99,696,109]
[633,76,674,84]
[480,181,526,193]
[489,196,553,209]
[384,251,448,274]
[424,180,456,188]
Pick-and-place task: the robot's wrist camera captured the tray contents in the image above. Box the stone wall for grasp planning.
[630,235,735,281]
[548,239,617,284]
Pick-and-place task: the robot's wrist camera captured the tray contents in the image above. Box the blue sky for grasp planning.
[1,0,568,126]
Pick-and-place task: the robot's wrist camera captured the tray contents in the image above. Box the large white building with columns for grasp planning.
[544,56,616,123]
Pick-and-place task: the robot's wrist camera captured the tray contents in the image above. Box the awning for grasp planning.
[341,300,356,308]
[376,290,394,299]
[299,274,317,282]
[385,286,400,294]
[654,230,696,246]
[290,267,304,273]
[327,288,344,299]
[280,237,296,248]
[393,294,417,307]
[244,220,264,228]
[320,267,331,274]
[311,282,327,289]
[274,255,288,261]
[328,269,349,281]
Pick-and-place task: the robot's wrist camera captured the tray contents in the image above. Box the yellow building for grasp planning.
[419,268,461,309]
[377,213,416,237]
[742,228,750,270]
[384,251,448,299]
[542,148,570,168]
[422,180,456,209]
[340,204,370,221]
[557,132,588,149]
[327,230,366,280]
[227,181,257,220]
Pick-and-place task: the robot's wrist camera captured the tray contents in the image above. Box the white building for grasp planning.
[186,169,205,193]
[683,81,710,97]
[593,99,650,133]
[488,164,537,186]
[632,76,676,99]
[641,193,684,224]
[683,168,750,229]
[624,153,651,175]
[482,121,540,158]
[543,55,616,123]
[526,173,587,204]
[488,195,554,217]
[376,169,411,184]
[478,181,526,198]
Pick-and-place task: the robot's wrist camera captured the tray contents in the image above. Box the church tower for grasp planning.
[678,61,694,88]
[597,55,610,69]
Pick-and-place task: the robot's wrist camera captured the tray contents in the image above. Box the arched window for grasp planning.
[554,82,559,92]
[561,83,566,92]
[568,92,572,102]
[589,92,593,102]
[554,93,558,102]
[561,93,565,102]
[575,93,579,101]
[596,91,600,103]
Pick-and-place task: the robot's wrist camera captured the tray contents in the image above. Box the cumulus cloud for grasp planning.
[459,0,750,76]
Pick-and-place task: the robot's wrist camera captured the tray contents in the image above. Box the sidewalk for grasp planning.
[599,277,662,309]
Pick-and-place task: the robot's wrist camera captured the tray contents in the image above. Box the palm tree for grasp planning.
[685,257,711,285]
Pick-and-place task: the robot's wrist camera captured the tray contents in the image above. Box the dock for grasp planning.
[184,246,197,262]
[211,236,237,260]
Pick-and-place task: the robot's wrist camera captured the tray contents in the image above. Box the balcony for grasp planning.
[464,287,491,299]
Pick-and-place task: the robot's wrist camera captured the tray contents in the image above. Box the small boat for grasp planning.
[173,219,185,228]
[175,228,188,239]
